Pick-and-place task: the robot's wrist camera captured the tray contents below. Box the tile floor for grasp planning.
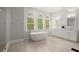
[7,36,79,52]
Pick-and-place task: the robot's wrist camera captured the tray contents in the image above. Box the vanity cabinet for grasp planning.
[51,13,79,42]
[0,8,6,44]
[68,30,78,41]
[66,14,79,42]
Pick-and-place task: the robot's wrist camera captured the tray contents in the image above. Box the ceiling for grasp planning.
[35,7,79,13]
[36,7,63,13]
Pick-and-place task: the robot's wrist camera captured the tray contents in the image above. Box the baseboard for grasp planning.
[1,39,25,52]
[50,35,78,43]
[50,35,66,40]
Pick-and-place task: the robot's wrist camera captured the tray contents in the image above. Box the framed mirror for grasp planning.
[67,14,76,28]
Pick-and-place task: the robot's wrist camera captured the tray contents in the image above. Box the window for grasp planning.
[27,13,34,31]
[26,13,50,31]
[55,16,60,28]
[52,16,60,29]
[45,16,49,29]
[38,15,43,30]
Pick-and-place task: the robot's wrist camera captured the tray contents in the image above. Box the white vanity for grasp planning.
[66,13,79,42]
[51,13,79,42]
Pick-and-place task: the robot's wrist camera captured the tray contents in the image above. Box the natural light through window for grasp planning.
[25,12,50,31]
[45,16,49,29]
[38,15,43,30]
[27,13,34,31]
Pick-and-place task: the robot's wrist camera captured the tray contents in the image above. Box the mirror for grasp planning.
[67,14,76,27]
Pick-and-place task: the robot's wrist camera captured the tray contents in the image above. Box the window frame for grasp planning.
[45,16,49,30]
[37,15,43,30]
[26,13,34,31]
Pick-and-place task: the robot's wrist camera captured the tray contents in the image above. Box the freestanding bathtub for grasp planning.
[30,31,48,41]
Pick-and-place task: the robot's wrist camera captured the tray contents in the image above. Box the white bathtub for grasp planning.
[30,31,48,41]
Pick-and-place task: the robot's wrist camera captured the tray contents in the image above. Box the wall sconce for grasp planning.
[67,14,75,17]
[55,16,60,20]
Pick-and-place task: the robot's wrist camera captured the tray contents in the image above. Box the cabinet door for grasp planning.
[68,31,77,41]
[51,29,68,39]
[0,8,6,43]
[10,8,24,40]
